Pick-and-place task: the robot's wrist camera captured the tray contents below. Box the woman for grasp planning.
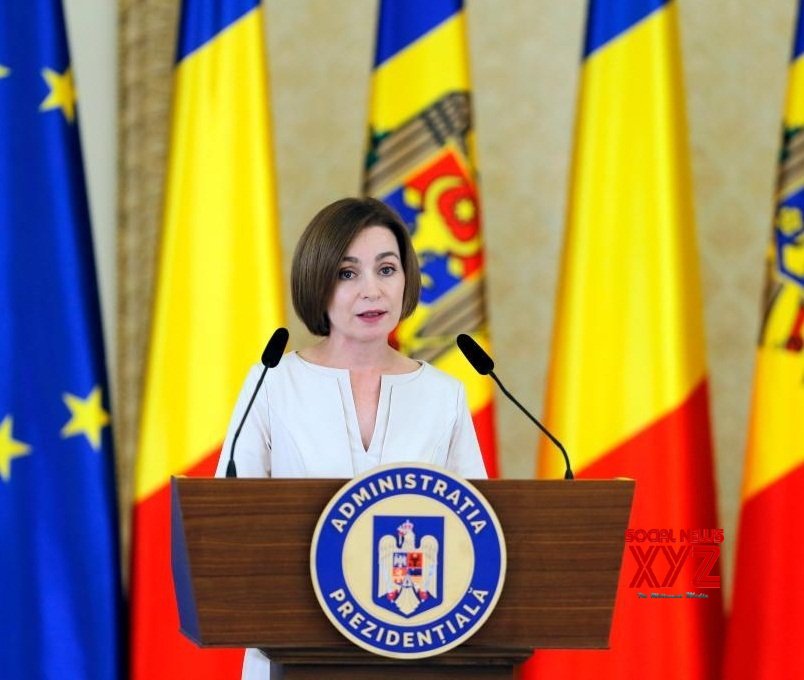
[216,197,486,678]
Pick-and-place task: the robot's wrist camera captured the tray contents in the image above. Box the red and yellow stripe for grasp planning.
[528,2,722,678]
[365,1,498,476]
[724,3,804,676]
[129,2,284,678]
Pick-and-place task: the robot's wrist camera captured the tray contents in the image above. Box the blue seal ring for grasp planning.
[310,463,506,659]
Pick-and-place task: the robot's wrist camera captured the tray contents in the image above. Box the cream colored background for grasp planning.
[65,0,797,596]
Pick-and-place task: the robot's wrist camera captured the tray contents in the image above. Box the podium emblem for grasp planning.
[310,464,506,659]
[374,516,443,617]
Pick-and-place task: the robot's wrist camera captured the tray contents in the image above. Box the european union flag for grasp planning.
[0,2,123,678]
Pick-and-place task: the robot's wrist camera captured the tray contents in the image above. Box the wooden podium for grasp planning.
[171,477,634,679]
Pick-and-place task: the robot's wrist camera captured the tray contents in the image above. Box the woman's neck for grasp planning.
[300,337,417,374]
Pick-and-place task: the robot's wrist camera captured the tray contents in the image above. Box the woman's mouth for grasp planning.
[357,310,386,322]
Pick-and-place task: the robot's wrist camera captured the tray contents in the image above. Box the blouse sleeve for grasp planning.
[214,365,271,478]
[445,382,488,479]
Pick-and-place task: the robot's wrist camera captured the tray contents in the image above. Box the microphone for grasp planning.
[456,333,574,480]
[225,327,289,478]
[261,327,289,368]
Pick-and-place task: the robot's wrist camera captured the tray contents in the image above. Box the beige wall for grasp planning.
[70,0,796,595]
[64,0,118,388]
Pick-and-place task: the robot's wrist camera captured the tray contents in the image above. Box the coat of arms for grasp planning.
[311,465,506,658]
[373,516,443,617]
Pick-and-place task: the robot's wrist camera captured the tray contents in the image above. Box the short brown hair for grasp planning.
[291,197,421,336]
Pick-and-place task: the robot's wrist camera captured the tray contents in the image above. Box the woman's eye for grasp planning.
[338,269,356,280]
[379,265,397,276]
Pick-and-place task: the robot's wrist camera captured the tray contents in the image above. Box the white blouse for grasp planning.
[215,351,487,680]
[215,351,487,480]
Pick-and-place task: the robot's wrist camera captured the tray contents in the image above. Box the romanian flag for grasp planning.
[129,0,284,677]
[364,0,498,477]
[724,3,804,677]
[0,1,123,677]
[527,2,722,678]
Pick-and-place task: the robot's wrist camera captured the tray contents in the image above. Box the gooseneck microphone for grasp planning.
[456,333,574,480]
[225,327,290,478]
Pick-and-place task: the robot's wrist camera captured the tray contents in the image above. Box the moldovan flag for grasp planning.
[526,1,723,678]
[363,0,498,477]
[724,3,804,677]
[0,1,123,678]
[129,1,284,677]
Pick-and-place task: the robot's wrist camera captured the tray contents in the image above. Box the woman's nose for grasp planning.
[360,274,381,299]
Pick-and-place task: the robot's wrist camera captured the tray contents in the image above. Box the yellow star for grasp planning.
[40,67,76,122]
[0,415,31,482]
[61,387,110,451]
[0,65,9,79]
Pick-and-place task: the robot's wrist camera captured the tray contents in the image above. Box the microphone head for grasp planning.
[456,333,494,375]
[261,327,289,368]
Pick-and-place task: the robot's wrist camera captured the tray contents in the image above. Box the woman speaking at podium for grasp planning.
[216,197,486,679]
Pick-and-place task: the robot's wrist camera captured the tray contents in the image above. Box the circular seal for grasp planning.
[310,463,506,659]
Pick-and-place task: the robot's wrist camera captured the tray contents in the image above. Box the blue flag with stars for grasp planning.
[0,1,123,678]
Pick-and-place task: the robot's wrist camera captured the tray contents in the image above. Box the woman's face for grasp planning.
[327,225,405,344]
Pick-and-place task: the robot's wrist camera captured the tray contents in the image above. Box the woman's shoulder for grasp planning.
[414,360,465,394]
[243,350,308,387]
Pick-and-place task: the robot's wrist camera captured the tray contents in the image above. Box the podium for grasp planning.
[171,477,634,679]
